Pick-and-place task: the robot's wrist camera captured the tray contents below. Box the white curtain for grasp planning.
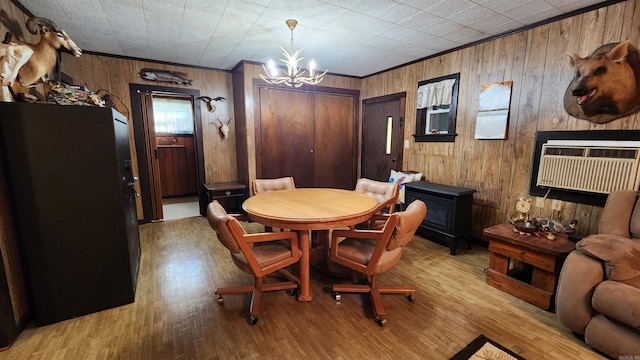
[416,78,456,109]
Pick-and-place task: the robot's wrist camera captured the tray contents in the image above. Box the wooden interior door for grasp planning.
[139,92,164,220]
[258,87,315,187]
[157,135,198,197]
[361,93,406,182]
[314,92,356,189]
[257,86,358,189]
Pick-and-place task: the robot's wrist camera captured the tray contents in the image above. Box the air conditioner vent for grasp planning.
[589,148,638,159]
[536,145,640,194]
[543,147,584,157]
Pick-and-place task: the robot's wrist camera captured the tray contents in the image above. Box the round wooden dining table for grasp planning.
[242,188,378,301]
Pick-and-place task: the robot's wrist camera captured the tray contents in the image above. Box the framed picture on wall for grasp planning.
[474,81,513,140]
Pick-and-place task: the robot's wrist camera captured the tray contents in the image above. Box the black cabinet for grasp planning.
[404,181,476,255]
[199,181,247,215]
[0,102,141,325]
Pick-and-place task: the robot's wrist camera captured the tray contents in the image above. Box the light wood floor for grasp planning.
[0,217,606,360]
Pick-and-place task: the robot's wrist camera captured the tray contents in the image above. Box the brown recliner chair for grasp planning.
[354,178,399,228]
[556,190,640,358]
[206,201,300,325]
[331,200,427,326]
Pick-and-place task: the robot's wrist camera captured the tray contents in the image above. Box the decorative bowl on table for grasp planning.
[513,220,539,233]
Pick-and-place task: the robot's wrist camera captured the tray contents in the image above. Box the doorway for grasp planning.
[361,93,406,182]
[130,84,204,223]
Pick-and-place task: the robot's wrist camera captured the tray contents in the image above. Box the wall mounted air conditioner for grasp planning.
[536,140,640,194]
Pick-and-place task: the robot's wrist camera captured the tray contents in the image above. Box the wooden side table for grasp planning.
[199,181,247,215]
[483,223,576,311]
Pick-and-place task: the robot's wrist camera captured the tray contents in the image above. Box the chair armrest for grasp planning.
[231,213,250,222]
[370,213,390,221]
[332,228,385,242]
[556,251,604,335]
[244,231,299,257]
[592,281,640,328]
[577,234,640,287]
[244,231,297,243]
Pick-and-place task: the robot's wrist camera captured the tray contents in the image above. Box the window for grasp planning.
[426,107,450,134]
[414,73,460,142]
[152,96,194,134]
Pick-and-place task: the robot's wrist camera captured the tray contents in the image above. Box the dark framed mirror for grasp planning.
[414,72,460,142]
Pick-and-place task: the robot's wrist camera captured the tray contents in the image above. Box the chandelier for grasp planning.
[260,19,328,88]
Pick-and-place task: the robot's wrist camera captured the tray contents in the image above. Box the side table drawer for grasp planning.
[209,188,245,198]
[489,240,556,272]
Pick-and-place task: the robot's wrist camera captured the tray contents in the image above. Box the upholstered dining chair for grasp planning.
[330,200,427,326]
[251,176,296,195]
[251,176,296,231]
[206,200,300,325]
[353,178,400,228]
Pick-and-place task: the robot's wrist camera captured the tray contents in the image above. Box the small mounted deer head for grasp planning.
[215,118,232,139]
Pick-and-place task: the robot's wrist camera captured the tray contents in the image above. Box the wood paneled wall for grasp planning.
[362,0,640,238]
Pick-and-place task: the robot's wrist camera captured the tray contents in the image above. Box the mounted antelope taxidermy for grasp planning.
[0,17,82,102]
[214,118,232,139]
[563,41,640,124]
[197,95,226,112]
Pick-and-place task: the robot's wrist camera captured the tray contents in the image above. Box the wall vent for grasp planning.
[536,142,640,194]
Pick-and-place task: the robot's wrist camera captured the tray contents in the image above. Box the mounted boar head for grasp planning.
[563,41,640,124]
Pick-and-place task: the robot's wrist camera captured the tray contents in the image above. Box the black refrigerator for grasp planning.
[0,102,141,325]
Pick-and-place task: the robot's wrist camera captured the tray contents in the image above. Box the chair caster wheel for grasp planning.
[407,294,415,302]
[376,318,386,327]
[286,288,298,296]
[249,316,258,325]
[217,295,224,304]
[334,293,341,302]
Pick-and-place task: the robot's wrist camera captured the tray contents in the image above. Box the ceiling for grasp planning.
[16,0,607,77]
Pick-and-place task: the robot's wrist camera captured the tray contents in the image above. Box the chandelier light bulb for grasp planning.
[268,59,278,76]
[309,59,316,75]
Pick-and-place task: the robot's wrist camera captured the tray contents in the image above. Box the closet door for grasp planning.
[314,93,356,189]
[257,86,358,189]
[258,87,315,187]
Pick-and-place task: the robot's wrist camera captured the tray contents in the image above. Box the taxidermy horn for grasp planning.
[197,96,226,113]
[214,118,232,139]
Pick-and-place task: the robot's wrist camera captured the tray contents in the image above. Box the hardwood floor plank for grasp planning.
[0,217,605,360]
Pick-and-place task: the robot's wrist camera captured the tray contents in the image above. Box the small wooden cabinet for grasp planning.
[404,181,476,255]
[199,182,248,215]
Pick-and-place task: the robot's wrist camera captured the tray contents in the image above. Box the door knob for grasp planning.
[127,182,140,197]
